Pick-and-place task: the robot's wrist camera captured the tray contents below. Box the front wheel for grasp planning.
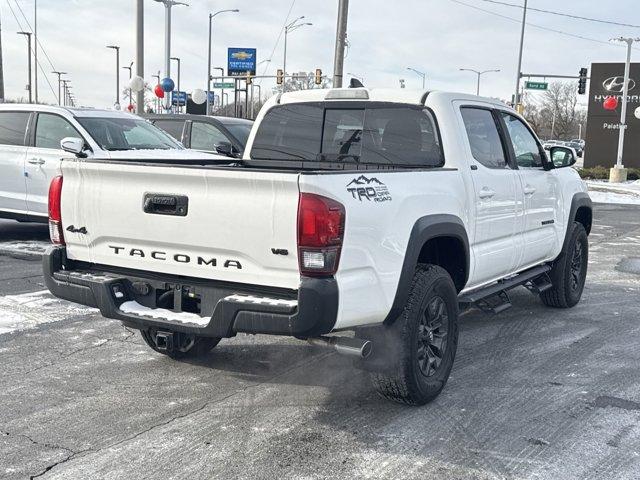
[540,221,588,308]
[140,328,221,359]
[369,264,459,405]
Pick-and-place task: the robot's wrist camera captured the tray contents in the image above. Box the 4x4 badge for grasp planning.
[346,175,392,203]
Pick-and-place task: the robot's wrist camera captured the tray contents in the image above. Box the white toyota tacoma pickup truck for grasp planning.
[43,89,592,405]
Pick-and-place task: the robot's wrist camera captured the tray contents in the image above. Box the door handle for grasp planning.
[28,158,45,165]
[478,188,496,199]
[523,185,536,195]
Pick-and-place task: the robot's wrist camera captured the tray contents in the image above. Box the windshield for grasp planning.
[250,102,444,167]
[225,123,252,147]
[76,117,183,151]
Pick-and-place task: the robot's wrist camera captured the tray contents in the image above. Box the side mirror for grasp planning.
[61,137,87,158]
[549,146,576,168]
[215,141,233,157]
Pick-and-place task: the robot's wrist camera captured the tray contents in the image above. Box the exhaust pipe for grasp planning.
[307,336,372,359]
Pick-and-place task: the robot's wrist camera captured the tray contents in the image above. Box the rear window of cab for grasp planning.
[250,102,444,168]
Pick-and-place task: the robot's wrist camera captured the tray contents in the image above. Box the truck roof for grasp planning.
[0,103,140,119]
[276,88,510,110]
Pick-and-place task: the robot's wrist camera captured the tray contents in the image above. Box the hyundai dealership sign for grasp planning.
[584,62,640,168]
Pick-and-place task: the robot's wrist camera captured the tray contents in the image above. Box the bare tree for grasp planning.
[522,82,586,140]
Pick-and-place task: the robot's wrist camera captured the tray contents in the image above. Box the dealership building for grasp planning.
[584,62,640,169]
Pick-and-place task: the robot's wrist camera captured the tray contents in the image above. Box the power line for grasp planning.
[5,0,58,102]
[448,0,638,50]
[477,0,640,29]
[257,0,297,85]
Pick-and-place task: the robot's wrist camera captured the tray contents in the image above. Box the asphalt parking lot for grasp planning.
[1,204,639,480]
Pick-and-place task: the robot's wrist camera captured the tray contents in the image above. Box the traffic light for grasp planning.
[315,69,323,85]
[578,67,588,95]
[276,69,284,85]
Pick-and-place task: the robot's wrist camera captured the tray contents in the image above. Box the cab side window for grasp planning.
[153,120,185,143]
[460,107,508,169]
[35,114,82,150]
[500,113,543,168]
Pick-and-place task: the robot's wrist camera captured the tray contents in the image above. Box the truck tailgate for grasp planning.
[60,160,301,290]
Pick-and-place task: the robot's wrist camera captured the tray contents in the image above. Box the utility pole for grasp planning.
[61,79,69,106]
[207,9,239,116]
[609,37,640,183]
[154,0,188,112]
[135,0,144,114]
[513,0,528,109]
[333,0,349,88]
[171,56,180,112]
[213,66,224,110]
[17,31,32,102]
[51,71,66,105]
[106,45,120,109]
[0,13,5,102]
[152,71,160,113]
[34,0,38,103]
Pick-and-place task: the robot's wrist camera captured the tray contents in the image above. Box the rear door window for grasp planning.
[152,120,185,142]
[0,112,30,146]
[460,107,508,169]
[250,103,443,167]
[190,122,229,151]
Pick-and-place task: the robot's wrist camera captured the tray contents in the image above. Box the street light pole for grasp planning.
[407,67,426,89]
[284,17,312,92]
[106,45,120,109]
[207,9,239,116]
[514,0,528,109]
[152,71,160,113]
[135,0,145,114]
[609,36,640,182]
[459,68,501,96]
[171,57,181,112]
[154,0,189,113]
[123,61,134,109]
[34,0,38,103]
[51,71,67,105]
[17,32,32,103]
[212,66,225,110]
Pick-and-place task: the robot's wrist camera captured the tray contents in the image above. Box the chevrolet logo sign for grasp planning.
[231,51,253,61]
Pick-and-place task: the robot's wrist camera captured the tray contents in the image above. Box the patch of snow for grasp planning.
[585,180,640,205]
[0,290,96,335]
[119,301,210,326]
[587,190,640,205]
[0,240,50,258]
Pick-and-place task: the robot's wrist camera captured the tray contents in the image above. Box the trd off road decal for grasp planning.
[346,175,392,203]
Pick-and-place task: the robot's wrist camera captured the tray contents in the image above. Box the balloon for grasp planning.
[127,104,135,112]
[635,106,640,119]
[603,96,618,111]
[129,75,145,92]
[161,77,175,92]
[191,88,207,105]
[154,84,165,98]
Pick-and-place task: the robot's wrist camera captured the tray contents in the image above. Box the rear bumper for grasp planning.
[43,246,338,338]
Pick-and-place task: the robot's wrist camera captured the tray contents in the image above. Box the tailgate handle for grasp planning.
[143,193,188,217]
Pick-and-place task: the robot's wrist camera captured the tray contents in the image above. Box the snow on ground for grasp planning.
[0,240,50,258]
[0,290,97,335]
[585,180,640,205]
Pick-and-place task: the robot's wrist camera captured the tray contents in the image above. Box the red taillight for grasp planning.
[48,175,65,245]
[297,193,345,276]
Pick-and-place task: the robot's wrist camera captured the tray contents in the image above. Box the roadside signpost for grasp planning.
[213,82,235,89]
[227,48,257,77]
[171,90,187,107]
[525,81,548,91]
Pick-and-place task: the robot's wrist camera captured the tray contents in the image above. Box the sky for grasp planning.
[1,0,639,109]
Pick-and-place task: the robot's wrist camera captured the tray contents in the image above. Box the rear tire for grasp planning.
[140,328,221,359]
[540,221,588,308]
[368,264,459,405]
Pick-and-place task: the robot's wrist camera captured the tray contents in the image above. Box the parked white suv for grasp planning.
[43,89,592,405]
[0,104,223,222]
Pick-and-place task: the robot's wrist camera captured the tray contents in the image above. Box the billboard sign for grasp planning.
[584,62,640,168]
[228,48,257,77]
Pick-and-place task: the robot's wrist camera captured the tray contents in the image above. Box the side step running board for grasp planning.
[458,265,552,312]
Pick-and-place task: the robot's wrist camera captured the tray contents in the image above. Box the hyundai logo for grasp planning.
[603,76,636,93]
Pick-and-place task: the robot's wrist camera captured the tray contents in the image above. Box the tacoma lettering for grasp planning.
[108,246,241,269]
